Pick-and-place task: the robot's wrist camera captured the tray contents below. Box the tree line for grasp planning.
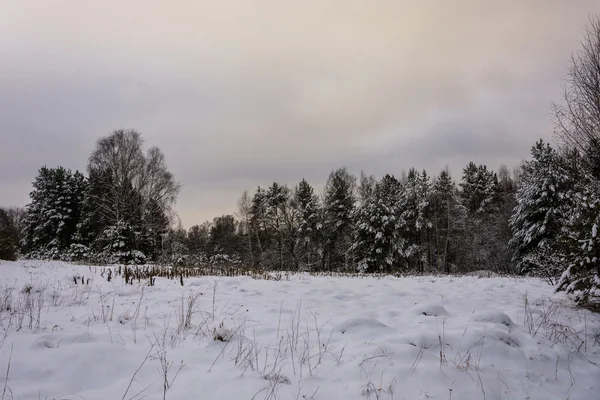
[1,146,518,273]
[0,130,180,264]
[1,17,599,304]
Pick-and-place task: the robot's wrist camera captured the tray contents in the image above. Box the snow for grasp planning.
[0,260,599,400]
[411,302,450,317]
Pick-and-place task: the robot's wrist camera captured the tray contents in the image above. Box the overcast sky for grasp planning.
[1,1,599,227]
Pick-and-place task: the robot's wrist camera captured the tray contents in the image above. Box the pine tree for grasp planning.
[162,222,189,265]
[460,163,500,215]
[0,208,18,261]
[294,179,322,270]
[209,215,240,264]
[95,220,146,264]
[460,162,502,271]
[509,140,573,281]
[323,168,356,270]
[265,182,292,270]
[353,174,403,272]
[187,222,210,262]
[22,166,87,259]
[555,156,600,302]
[431,169,467,273]
[358,171,377,205]
[398,168,430,271]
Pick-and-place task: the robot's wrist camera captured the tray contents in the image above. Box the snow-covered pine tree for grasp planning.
[418,170,433,268]
[294,179,322,270]
[352,174,403,273]
[431,169,467,273]
[161,221,189,266]
[323,168,356,271]
[358,171,377,205]
[209,214,241,264]
[509,140,573,282]
[555,153,600,302]
[94,220,146,264]
[398,168,430,272]
[460,163,500,215]
[459,162,502,271]
[22,166,87,259]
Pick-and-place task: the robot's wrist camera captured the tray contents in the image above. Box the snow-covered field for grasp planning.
[0,261,599,400]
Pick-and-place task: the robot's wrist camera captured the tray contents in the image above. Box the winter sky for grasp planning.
[1,1,599,226]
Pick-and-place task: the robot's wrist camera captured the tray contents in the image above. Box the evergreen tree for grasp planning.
[0,208,18,261]
[509,140,573,281]
[209,215,240,264]
[22,166,87,259]
[431,169,467,273]
[187,223,210,261]
[162,221,188,265]
[295,179,322,270]
[265,182,292,270]
[94,220,147,264]
[353,174,403,272]
[398,168,431,271]
[460,162,502,271]
[323,168,356,270]
[556,158,600,302]
[358,171,377,205]
[460,163,500,214]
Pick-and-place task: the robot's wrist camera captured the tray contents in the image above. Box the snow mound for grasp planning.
[336,317,392,334]
[412,303,449,316]
[31,336,60,349]
[399,331,441,349]
[488,329,520,347]
[66,333,98,344]
[470,311,514,327]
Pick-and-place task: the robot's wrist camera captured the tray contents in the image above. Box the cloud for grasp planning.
[0,0,598,225]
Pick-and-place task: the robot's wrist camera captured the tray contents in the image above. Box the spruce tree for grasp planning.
[509,140,573,281]
[353,174,402,272]
[323,168,356,270]
[265,182,292,269]
[555,157,600,302]
[294,179,322,270]
[398,168,430,271]
[22,166,87,259]
[460,162,502,271]
[460,163,500,215]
